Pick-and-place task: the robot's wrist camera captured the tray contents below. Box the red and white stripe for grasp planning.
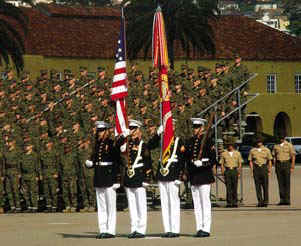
[114,99,128,136]
[111,61,128,100]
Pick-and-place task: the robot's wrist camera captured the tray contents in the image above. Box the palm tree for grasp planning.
[122,0,219,69]
[0,0,30,74]
[283,0,301,36]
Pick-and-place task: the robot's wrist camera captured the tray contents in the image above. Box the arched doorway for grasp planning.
[246,112,263,134]
[273,112,292,137]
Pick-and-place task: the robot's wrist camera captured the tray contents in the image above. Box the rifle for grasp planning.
[197,112,215,160]
[26,79,96,123]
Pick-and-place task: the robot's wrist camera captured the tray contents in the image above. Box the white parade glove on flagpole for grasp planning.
[85,160,93,168]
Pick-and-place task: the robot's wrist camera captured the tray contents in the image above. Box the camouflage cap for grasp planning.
[187,68,194,75]
[40,69,48,76]
[64,69,72,75]
[79,66,87,72]
[97,66,105,72]
[21,71,30,80]
[135,70,143,76]
[234,53,241,59]
[152,73,159,79]
[224,136,236,146]
[5,66,13,73]
[149,66,155,72]
[50,69,58,75]
[197,66,206,72]
[139,101,147,108]
[215,63,223,69]
[204,68,211,73]
[181,64,188,70]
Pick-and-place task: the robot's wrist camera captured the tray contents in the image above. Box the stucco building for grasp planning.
[5,4,301,137]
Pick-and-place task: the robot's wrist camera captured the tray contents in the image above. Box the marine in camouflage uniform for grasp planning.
[21,142,40,211]
[40,139,59,212]
[3,136,22,212]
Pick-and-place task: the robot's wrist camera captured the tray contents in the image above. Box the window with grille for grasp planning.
[295,74,301,94]
[267,74,276,94]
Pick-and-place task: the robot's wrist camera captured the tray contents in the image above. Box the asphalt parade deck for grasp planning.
[1,166,301,246]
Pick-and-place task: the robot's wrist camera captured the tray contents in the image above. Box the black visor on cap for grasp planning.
[192,124,202,129]
[97,128,106,132]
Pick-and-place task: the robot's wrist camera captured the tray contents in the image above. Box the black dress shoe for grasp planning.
[195,230,210,238]
[257,203,264,207]
[226,204,232,208]
[96,233,104,239]
[128,231,137,239]
[161,232,171,238]
[199,231,210,237]
[102,233,115,239]
[277,201,285,206]
[134,232,145,238]
[170,233,179,238]
[232,204,238,208]
[195,230,203,237]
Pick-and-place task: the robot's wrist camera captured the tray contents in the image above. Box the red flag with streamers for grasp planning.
[152,6,174,165]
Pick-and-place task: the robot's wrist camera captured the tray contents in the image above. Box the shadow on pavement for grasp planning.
[58,232,196,239]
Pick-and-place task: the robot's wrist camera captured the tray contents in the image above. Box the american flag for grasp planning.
[111,11,129,136]
[111,15,128,100]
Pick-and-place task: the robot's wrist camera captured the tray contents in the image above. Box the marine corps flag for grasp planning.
[152,6,174,165]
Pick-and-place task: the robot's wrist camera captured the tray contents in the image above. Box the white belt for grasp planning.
[201,158,209,162]
[133,163,144,169]
[96,162,113,166]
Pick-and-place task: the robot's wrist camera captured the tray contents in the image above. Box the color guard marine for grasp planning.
[119,119,152,239]
[184,118,217,238]
[85,121,121,239]
[148,119,185,238]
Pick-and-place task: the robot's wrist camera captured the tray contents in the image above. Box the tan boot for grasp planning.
[63,207,71,213]
[80,207,88,213]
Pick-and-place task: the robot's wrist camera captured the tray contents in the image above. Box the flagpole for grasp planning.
[121,6,130,186]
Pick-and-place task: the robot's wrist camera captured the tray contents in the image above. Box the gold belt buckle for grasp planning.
[127,168,135,178]
[160,167,169,177]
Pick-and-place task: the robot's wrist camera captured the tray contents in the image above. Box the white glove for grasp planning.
[85,160,93,168]
[157,125,164,135]
[174,180,182,186]
[194,160,203,167]
[122,128,130,138]
[112,183,120,190]
[120,143,127,153]
[142,182,150,188]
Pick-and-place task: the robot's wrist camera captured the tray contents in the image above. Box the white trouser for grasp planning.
[159,181,180,233]
[191,184,212,233]
[95,187,117,235]
[125,187,147,234]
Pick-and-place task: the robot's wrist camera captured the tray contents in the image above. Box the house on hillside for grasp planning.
[254,1,278,12]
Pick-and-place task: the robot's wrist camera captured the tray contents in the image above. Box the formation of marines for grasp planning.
[0,53,249,215]
[0,53,297,238]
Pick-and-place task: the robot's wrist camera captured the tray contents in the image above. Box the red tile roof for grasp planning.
[19,5,301,61]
